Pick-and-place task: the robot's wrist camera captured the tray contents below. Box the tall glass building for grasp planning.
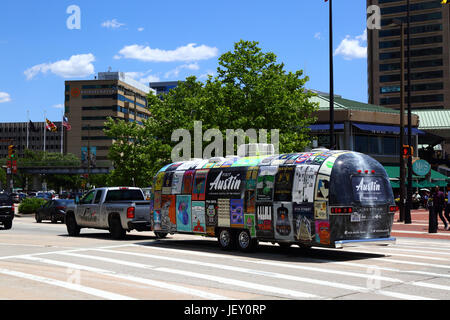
[367,0,449,110]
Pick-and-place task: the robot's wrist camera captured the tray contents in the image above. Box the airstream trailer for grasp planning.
[150,149,397,252]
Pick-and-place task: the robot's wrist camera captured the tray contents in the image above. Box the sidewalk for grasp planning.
[392,208,450,240]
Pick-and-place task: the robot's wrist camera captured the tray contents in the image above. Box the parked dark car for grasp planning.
[0,193,14,230]
[35,199,74,223]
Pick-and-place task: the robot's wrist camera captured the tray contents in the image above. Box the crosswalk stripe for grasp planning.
[17,255,231,300]
[92,248,440,300]
[375,290,435,301]
[56,249,318,298]
[413,282,450,292]
[0,267,136,300]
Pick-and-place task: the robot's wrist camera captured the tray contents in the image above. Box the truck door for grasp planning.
[90,189,104,228]
[76,190,95,227]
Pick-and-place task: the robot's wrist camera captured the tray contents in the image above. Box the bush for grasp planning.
[19,198,47,214]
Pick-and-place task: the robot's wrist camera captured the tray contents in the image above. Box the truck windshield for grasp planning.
[105,189,144,202]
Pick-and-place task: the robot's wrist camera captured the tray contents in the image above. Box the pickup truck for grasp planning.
[65,187,151,239]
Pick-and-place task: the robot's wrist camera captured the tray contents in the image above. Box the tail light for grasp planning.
[127,207,135,219]
[389,206,399,212]
[331,207,353,214]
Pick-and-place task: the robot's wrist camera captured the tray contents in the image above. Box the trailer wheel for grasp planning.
[236,230,258,252]
[155,232,168,239]
[218,229,236,251]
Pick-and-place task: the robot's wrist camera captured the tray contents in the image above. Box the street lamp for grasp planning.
[328,0,335,150]
[389,18,406,223]
[405,0,412,224]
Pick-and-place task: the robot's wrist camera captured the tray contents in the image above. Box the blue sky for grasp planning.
[0,0,369,123]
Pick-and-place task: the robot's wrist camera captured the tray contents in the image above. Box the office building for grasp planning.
[367,0,449,110]
[0,122,63,159]
[150,81,182,95]
[65,72,155,163]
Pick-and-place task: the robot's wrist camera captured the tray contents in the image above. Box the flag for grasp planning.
[45,118,58,132]
[28,120,38,132]
[62,116,72,131]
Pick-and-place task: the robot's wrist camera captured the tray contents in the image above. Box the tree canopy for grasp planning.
[105,40,318,187]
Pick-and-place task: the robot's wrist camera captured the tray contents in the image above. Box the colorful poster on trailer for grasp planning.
[315,174,330,201]
[206,167,247,199]
[205,199,218,235]
[154,172,165,192]
[293,203,315,242]
[244,214,256,237]
[171,171,184,195]
[162,171,174,195]
[274,166,295,202]
[273,202,294,240]
[192,201,206,233]
[192,169,209,201]
[230,199,244,227]
[256,166,278,201]
[217,198,231,227]
[182,170,195,195]
[315,220,331,245]
[292,165,319,203]
[176,195,192,232]
[161,195,177,232]
[256,202,274,238]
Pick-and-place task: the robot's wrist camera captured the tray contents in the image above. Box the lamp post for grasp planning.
[405,0,412,224]
[329,0,335,150]
[390,18,406,222]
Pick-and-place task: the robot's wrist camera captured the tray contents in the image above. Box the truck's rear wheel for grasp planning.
[109,216,126,240]
[66,213,80,237]
[236,230,258,252]
[218,229,236,251]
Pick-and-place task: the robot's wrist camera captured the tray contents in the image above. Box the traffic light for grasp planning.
[8,145,16,159]
[402,145,413,159]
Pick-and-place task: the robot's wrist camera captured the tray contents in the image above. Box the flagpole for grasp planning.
[328,0,335,150]
[43,110,46,154]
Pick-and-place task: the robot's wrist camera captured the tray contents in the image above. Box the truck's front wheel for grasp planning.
[109,216,126,240]
[66,213,80,237]
[218,229,236,251]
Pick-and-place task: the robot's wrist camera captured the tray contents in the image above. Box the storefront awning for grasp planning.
[353,123,425,135]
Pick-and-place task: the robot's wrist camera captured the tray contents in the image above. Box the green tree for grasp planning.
[106,40,318,186]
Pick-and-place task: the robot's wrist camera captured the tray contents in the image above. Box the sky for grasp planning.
[0,0,370,123]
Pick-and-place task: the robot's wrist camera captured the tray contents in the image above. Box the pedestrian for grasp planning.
[445,185,450,231]
[433,186,448,231]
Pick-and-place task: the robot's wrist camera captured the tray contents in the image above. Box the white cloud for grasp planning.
[164,63,200,79]
[125,70,160,84]
[24,54,96,80]
[115,43,219,62]
[101,19,125,29]
[0,92,11,103]
[198,70,215,80]
[314,32,321,40]
[51,104,64,109]
[334,30,367,60]
[137,27,144,32]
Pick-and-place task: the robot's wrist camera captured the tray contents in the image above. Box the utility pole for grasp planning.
[329,0,335,150]
[405,0,412,224]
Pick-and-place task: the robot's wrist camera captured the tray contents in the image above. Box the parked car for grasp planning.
[35,199,75,223]
[0,193,14,230]
[11,193,20,203]
[36,192,52,201]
